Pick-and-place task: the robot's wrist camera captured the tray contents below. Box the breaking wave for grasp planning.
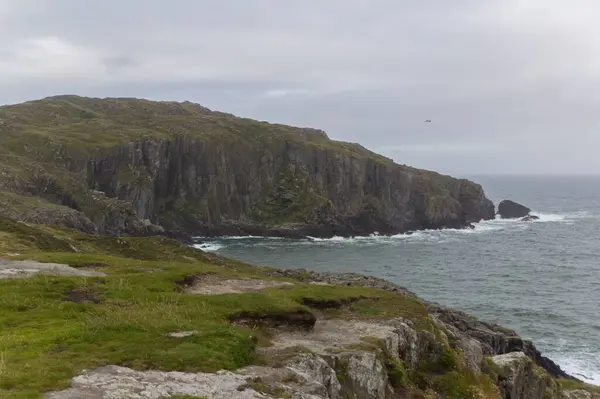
[192,243,225,252]
[191,210,591,251]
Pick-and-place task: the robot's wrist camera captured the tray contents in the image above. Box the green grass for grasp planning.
[558,379,600,394]
[0,219,440,398]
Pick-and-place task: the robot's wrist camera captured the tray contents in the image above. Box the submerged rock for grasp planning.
[498,200,532,219]
[521,215,540,222]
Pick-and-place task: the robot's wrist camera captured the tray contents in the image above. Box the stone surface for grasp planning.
[498,200,531,219]
[427,302,571,379]
[563,390,600,399]
[185,277,294,295]
[43,365,264,399]
[491,352,560,399]
[166,330,200,338]
[0,259,106,279]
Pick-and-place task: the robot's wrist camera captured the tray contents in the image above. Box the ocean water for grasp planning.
[193,176,600,384]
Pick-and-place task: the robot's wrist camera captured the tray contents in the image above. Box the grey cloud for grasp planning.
[1,0,600,174]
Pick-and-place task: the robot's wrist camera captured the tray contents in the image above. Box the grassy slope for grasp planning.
[0,217,503,399]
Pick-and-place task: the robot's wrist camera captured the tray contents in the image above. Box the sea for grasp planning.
[193,175,600,385]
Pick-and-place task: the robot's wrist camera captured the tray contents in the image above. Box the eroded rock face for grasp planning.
[85,135,495,237]
[491,352,560,399]
[426,302,571,380]
[498,200,531,219]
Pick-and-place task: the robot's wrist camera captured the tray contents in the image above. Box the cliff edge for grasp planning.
[0,95,494,237]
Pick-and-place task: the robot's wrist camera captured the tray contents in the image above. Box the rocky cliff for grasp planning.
[0,95,494,237]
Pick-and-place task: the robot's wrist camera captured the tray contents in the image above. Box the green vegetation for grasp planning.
[431,371,499,399]
[558,378,600,394]
[237,377,291,398]
[0,218,444,398]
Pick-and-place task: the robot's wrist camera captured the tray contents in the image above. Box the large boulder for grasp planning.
[498,200,531,219]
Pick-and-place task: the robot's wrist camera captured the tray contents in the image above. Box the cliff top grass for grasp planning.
[0,95,396,166]
[0,218,440,399]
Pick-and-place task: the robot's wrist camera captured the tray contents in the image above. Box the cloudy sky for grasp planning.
[2,1,600,175]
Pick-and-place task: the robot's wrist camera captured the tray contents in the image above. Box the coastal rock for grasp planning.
[271,267,573,381]
[521,215,540,222]
[491,352,561,399]
[427,302,572,379]
[498,200,531,219]
[563,390,600,399]
[327,351,389,399]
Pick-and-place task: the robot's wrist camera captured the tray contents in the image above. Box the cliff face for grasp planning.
[86,135,494,237]
[0,95,494,237]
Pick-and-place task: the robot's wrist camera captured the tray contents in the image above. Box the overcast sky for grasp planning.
[2,1,600,175]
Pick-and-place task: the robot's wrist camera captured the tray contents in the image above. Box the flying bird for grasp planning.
[424,120,432,123]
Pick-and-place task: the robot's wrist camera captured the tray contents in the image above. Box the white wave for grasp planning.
[193,243,225,252]
[192,209,590,248]
[555,356,600,386]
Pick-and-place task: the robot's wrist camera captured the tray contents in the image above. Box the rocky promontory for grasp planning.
[0,95,494,238]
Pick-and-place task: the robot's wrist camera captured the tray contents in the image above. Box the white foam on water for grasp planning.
[193,243,225,252]
[191,210,591,249]
[555,355,600,386]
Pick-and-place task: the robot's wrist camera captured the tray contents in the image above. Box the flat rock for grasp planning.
[267,319,400,355]
[0,259,107,279]
[185,278,294,295]
[166,330,200,338]
[44,365,264,399]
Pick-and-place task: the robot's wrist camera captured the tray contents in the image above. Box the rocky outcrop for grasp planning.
[498,200,531,219]
[427,303,571,379]
[271,268,573,381]
[491,352,561,399]
[0,96,495,237]
[44,317,480,399]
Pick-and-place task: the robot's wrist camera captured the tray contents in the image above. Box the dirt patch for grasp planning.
[0,259,107,279]
[64,287,101,304]
[182,274,294,295]
[175,274,201,288]
[300,295,377,310]
[229,309,316,331]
